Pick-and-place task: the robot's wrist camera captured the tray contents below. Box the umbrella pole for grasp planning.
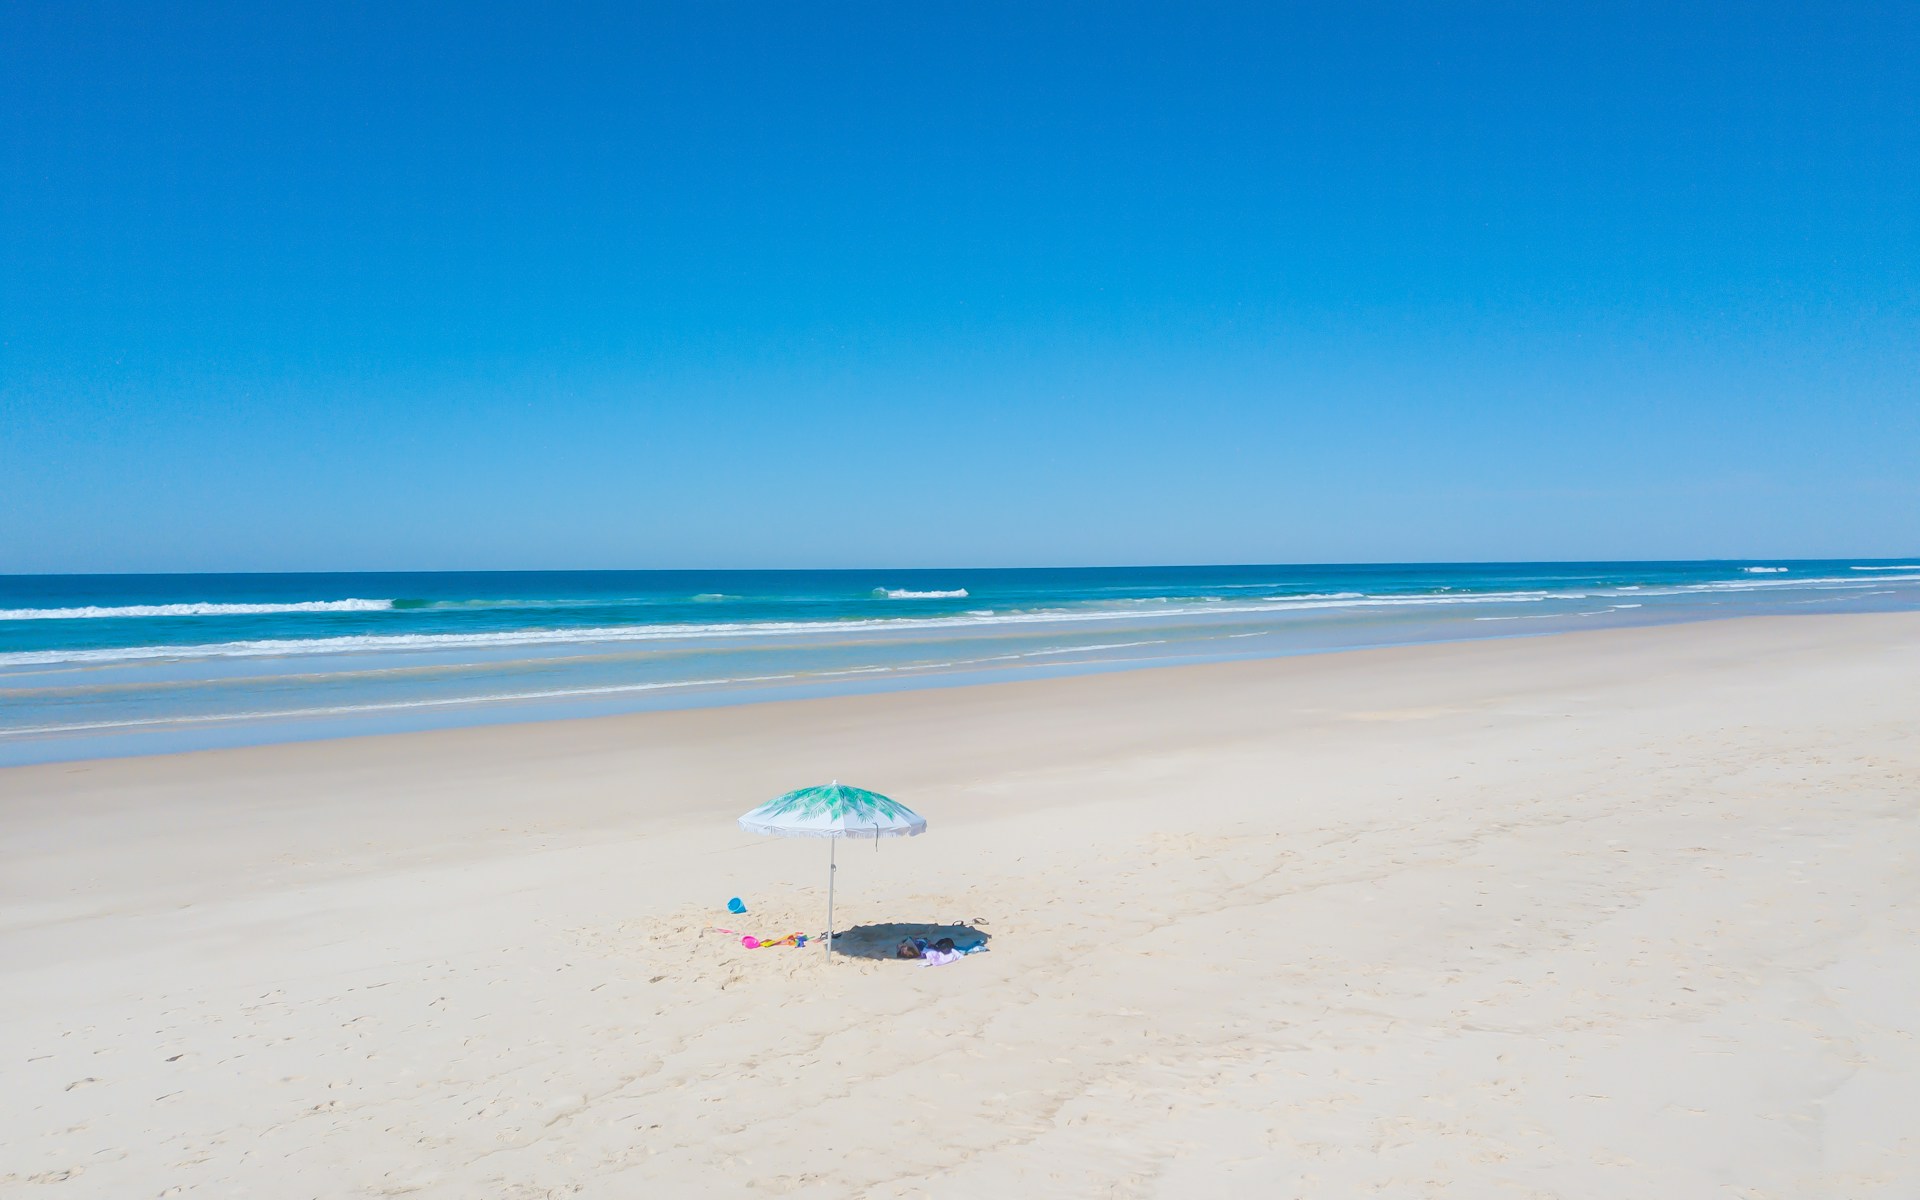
[826,837,836,962]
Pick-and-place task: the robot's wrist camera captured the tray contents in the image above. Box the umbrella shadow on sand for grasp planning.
[827,922,991,961]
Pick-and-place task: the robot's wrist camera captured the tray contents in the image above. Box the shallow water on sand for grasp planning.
[4,560,1917,763]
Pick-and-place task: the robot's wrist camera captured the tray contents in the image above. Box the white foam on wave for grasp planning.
[0,599,394,621]
[0,588,1558,668]
[10,572,1918,670]
[1628,572,1920,596]
[418,597,609,610]
[1741,567,1790,574]
[1852,565,1920,571]
[875,588,969,599]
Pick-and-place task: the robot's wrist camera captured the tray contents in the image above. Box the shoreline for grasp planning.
[8,559,1918,768]
[4,611,1918,1195]
[5,600,1915,770]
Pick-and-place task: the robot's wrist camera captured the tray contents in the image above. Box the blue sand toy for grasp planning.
[727,897,747,915]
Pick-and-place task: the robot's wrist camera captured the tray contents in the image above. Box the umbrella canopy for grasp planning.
[737,782,925,960]
[738,782,926,839]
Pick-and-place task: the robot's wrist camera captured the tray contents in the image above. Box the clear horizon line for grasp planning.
[5,554,1920,580]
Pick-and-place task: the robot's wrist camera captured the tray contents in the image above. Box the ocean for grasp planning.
[3,560,1917,765]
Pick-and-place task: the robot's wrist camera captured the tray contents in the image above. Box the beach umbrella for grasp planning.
[738,781,926,959]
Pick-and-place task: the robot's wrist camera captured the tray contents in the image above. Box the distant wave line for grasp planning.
[0,589,1573,665]
[0,599,394,621]
[4,572,1915,668]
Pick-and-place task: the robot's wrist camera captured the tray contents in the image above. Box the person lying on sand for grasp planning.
[897,936,959,960]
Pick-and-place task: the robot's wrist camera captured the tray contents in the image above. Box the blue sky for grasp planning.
[2,2,1915,571]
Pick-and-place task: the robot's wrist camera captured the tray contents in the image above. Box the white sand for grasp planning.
[3,614,1917,1197]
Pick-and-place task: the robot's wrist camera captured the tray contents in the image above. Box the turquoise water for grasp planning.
[3,560,1917,764]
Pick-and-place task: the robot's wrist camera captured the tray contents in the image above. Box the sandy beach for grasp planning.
[3,612,1917,1198]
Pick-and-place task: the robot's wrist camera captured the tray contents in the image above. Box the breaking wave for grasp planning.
[0,588,1577,667]
[6,572,1918,670]
[0,599,394,621]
